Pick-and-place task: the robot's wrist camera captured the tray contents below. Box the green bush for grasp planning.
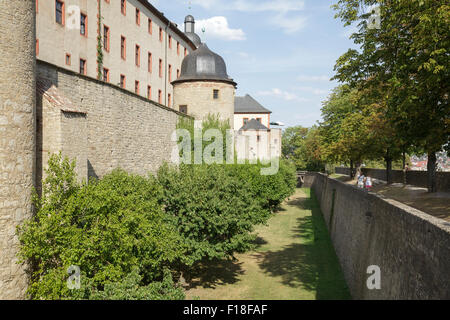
[157,163,263,266]
[18,154,183,300]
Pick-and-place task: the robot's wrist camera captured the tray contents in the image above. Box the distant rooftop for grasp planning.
[239,118,270,131]
[235,94,272,114]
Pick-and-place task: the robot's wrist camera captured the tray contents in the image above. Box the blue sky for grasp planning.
[150,0,358,128]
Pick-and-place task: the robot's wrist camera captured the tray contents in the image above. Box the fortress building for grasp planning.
[0,2,281,299]
[36,0,196,106]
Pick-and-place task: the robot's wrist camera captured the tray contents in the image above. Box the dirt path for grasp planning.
[184,188,350,300]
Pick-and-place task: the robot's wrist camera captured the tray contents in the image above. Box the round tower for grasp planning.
[0,1,36,299]
[172,43,237,129]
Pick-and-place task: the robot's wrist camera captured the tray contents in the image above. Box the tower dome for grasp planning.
[172,43,236,86]
[184,15,202,48]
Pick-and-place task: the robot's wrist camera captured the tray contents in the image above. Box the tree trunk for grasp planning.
[354,162,362,180]
[385,157,393,184]
[427,151,437,193]
[402,151,407,185]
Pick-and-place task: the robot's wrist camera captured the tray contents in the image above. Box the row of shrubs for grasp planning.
[18,154,297,300]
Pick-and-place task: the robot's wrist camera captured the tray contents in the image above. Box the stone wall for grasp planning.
[37,60,188,181]
[0,0,36,300]
[335,167,450,192]
[305,173,450,299]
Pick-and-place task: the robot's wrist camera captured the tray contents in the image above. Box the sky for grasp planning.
[149,0,359,128]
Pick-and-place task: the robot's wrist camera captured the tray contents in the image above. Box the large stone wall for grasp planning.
[0,0,36,299]
[37,60,187,181]
[304,173,450,299]
[335,167,450,192]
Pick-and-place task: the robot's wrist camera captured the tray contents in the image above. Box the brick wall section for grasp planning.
[305,173,450,299]
[335,167,450,192]
[0,0,36,299]
[37,60,188,180]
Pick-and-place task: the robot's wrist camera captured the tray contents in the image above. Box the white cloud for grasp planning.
[297,86,329,95]
[257,88,309,102]
[270,14,307,34]
[297,75,331,82]
[195,16,246,41]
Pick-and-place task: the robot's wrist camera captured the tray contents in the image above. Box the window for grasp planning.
[135,8,140,25]
[159,28,163,42]
[158,90,162,104]
[36,0,39,13]
[103,68,110,82]
[147,86,151,99]
[168,64,172,82]
[159,59,163,78]
[169,35,172,49]
[80,13,87,36]
[213,90,219,99]
[120,74,126,88]
[184,48,187,56]
[257,135,261,142]
[135,81,140,94]
[168,93,171,107]
[135,45,140,66]
[243,118,249,126]
[177,69,180,79]
[121,36,126,60]
[256,118,262,123]
[103,25,110,51]
[79,59,86,75]
[148,19,152,34]
[121,0,126,15]
[148,52,152,73]
[36,39,39,56]
[177,42,180,55]
[65,53,71,66]
[179,105,188,114]
[55,0,65,25]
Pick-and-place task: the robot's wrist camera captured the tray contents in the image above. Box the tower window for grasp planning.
[136,8,140,25]
[213,90,219,99]
[80,13,87,36]
[103,68,110,82]
[121,0,126,15]
[79,59,86,75]
[55,0,65,25]
[121,36,126,60]
[135,81,140,94]
[179,105,188,114]
[65,53,71,66]
[104,25,110,51]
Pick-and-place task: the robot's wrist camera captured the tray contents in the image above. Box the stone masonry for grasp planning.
[0,0,36,299]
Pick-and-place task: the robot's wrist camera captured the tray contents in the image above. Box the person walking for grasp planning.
[365,175,373,191]
[357,172,365,189]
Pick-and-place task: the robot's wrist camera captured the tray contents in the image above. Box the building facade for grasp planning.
[36,0,196,107]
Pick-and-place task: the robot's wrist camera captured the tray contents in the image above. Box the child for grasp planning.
[365,176,373,191]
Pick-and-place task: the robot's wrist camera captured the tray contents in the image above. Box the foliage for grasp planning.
[331,0,449,190]
[282,126,326,172]
[18,154,182,300]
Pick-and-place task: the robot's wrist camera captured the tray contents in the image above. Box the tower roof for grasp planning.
[235,94,272,114]
[239,119,270,131]
[172,43,236,86]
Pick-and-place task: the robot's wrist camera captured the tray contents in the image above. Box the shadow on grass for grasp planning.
[257,189,351,300]
[184,237,268,290]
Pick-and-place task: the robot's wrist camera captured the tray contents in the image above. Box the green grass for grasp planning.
[184,188,351,300]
